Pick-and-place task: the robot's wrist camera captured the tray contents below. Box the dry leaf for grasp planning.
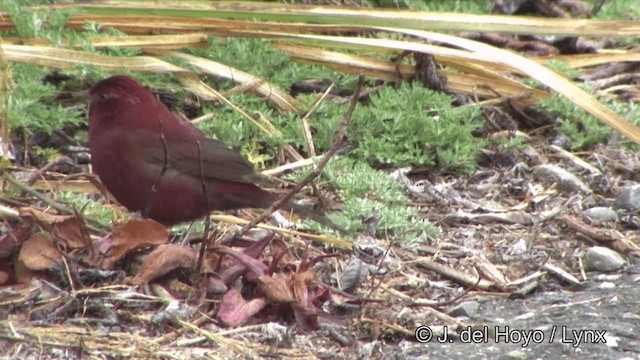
[19,207,90,249]
[131,244,197,285]
[17,233,63,271]
[258,273,295,303]
[98,218,169,269]
[217,288,266,328]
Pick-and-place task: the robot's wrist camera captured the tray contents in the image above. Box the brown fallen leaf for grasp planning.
[17,233,63,271]
[130,243,197,285]
[211,245,268,286]
[97,218,169,269]
[258,273,295,303]
[217,288,266,328]
[258,268,320,329]
[19,207,91,250]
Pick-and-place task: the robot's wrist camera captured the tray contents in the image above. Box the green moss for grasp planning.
[348,82,484,172]
[298,157,439,244]
[537,92,640,150]
[57,191,120,223]
[9,64,84,134]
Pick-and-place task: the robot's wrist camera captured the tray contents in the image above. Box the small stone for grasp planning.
[613,184,640,212]
[598,282,616,289]
[507,238,528,255]
[583,246,627,272]
[506,351,528,359]
[583,207,619,223]
[448,301,479,318]
[604,334,619,348]
[532,164,591,193]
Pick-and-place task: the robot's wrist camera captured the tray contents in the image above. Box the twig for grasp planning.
[299,82,335,157]
[143,116,169,218]
[299,83,335,200]
[407,277,483,309]
[210,214,352,249]
[151,310,214,345]
[0,168,109,233]
[365,239,394,299]
[261,155,323,177]
[415,259,496,291]
[25,155,76,186]
[236,74,365,237]
[193,135,210,277]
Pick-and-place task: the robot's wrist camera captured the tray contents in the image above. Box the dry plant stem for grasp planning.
[151,311,213,345]
[300,83,335,199]
[0,168,109,233]
[0,203,19,218]
[412,277,482,308]
[365,240,394,299]
[236,74,365,237]
[0,46,13,161]
[60,255,78,296]
[25,155,74,186]
[424,306,468,330]
[193,135,211,277]
[143,117,169,218]
[558,213,635,253]
[416,259,495,290]
[299,82,335,157]
[176,73,304,162]
[262,155,323,176]
[360,317,415,337]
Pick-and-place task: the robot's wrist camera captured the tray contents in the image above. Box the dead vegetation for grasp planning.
[1,1,640,359]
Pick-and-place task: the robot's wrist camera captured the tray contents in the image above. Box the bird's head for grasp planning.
[89,75,155,109]
[88,75,164,132]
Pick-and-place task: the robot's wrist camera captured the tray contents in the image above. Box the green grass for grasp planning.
[22,0,640,243]
[531,61,640,150]
[293,157,439,243]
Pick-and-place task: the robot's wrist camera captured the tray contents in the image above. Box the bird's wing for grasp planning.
[132,130,261,185]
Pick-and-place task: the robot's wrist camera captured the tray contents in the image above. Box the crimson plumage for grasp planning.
[88,75,330,226]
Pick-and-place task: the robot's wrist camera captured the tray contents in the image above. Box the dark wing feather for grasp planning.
[137,131,261,184]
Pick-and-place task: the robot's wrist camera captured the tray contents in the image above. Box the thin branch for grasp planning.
[0,168,109,234]
[143,117,169,218]
[193,135,210,276]
[236,74,365,236]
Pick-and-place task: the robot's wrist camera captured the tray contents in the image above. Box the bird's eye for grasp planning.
[98,92,113,101]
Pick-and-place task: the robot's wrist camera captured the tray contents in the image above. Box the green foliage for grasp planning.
[3,0,78,46]
[198,80,485,174]
[9,64,84,134]
[499,135,528,151]
[299,157,438,243]
[525,60,639,150]
[188,37,356,91]
[589,0,640,21]
[197,96,275,150]
[33,146,59,162]
[348,82,484,172]
[57,192,120,223]
[546,60,584,79]
[521,60,584,89]
[4,7,480,244]
[589,0,640,46]
[537,91,640,149]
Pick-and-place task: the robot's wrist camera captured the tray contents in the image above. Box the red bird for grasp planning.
[88,75,335,227]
